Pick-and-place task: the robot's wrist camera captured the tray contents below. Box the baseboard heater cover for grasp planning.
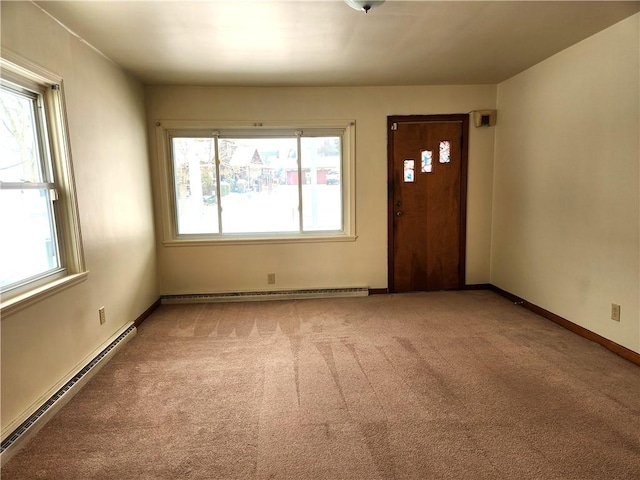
[162,287,369,304]
[0,324,136,464]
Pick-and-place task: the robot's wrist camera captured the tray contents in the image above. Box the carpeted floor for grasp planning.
[2,291,639,479]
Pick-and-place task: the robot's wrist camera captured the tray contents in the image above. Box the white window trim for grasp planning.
[0,49,87,317]
[155,119,357,246]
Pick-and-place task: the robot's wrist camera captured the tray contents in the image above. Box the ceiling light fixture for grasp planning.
[344,0,386,14]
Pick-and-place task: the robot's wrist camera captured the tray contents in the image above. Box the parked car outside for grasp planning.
[326,169,340,185]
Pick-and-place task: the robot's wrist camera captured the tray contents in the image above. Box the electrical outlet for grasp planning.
[611,303,620,322]
[99,307,106,325]
[267,273,276,284]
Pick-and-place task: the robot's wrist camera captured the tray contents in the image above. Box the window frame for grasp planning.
[0,51,86,316]
[155,120,357,246]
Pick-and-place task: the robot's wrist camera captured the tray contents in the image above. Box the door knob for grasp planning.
[396,211,403,216]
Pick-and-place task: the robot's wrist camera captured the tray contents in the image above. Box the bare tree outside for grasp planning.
[0,85,59,288]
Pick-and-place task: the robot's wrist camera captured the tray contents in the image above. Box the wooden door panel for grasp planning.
[425,122,461,290]
[392,124,429,292]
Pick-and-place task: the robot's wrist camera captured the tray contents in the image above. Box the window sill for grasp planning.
[1,272,89,318]
[163,234,358,247]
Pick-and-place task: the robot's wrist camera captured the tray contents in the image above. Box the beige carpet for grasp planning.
[2,291,639,479]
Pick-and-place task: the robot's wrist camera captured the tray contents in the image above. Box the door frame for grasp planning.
[387,114,470,293]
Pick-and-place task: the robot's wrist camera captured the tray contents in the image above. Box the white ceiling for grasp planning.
[34,0,639,86]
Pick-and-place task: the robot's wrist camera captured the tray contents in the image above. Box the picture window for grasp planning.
[158,121,355,243]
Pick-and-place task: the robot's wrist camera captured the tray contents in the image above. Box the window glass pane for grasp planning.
[220,137,299,234]
[0,189,59,288]
[0,86,44,183]
[421,150,433,173]
[439,140,451,163]
[301,136,342,232]
[171,137,219,234]
[403,159,415,182]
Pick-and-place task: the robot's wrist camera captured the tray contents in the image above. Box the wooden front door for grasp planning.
[388,115,469,293]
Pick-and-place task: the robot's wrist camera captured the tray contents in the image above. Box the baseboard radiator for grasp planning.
[162,287,369,304]
[0,324,136,466]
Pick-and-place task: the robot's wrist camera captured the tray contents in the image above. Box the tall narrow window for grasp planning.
[421,150,433,173]
[0,84,61,289]
[171,136,219,234]
[1,56,84,308]
[301,136,342,231]
[439,140,451,163]
[403,159,415,182]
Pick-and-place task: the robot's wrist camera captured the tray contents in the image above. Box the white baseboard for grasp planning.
[161,287,369,304]
[0,322,136,466]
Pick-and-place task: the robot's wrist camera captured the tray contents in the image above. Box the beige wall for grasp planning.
[145,85,496,294]
[1,2,158,433]
[492,14,640,353]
